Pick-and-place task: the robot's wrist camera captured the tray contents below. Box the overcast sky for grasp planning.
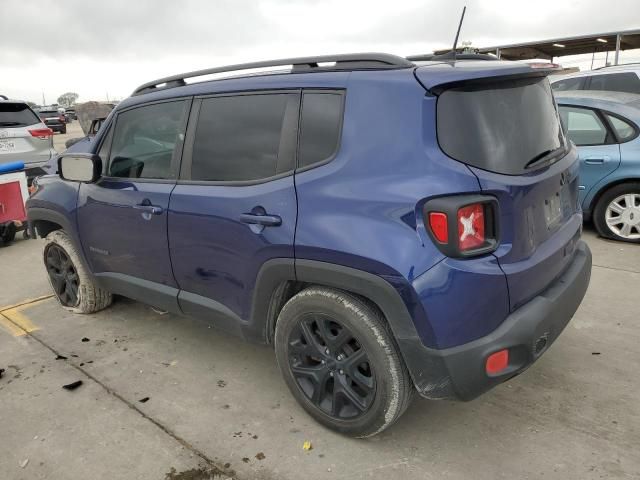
[2,0,639,104]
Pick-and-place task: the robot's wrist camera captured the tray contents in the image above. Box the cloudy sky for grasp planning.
[2,0,639,104]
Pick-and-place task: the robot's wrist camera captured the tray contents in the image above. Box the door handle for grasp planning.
[134,203,163,215]
[584,155,610,165]
[239,213,282,226]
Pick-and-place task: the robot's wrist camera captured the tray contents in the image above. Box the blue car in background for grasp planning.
[556,91,640,242]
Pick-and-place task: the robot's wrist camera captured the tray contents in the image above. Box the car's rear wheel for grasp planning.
[593,183,640,243]
[43,230,113,313]
[0,222,17,247]
[274,287,413,437]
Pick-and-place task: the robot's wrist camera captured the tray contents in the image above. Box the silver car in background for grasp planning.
[0,95,56,178]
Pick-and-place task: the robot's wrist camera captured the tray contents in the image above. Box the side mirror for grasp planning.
[58,153,102,183]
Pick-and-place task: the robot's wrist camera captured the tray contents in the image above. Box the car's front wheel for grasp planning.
[274,287,413,437]
[593,183,640,243]
[43,230,113,313]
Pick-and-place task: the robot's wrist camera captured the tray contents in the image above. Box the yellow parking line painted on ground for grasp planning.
[0,295,53,337]
[0,313,28,337]
[0,294,54,313]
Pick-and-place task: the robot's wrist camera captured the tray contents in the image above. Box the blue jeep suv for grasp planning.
[27,54,592,437]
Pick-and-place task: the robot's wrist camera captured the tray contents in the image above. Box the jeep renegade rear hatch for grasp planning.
[436,76,566,175]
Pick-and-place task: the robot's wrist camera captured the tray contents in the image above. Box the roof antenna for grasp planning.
[452,6,467,61]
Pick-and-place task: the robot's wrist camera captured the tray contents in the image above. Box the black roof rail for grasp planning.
[132,53,415,96]
[0,94,9,100]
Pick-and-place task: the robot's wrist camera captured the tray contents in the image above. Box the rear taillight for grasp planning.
[29,128,54,139]
[457,203,485,251]
[424,195,498,258]
[428,212,448,243]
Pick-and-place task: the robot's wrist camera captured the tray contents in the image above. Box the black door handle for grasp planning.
[240,213,282,227]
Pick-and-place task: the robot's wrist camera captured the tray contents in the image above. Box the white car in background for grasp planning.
[551,64,640,94]
[0,95,56,179]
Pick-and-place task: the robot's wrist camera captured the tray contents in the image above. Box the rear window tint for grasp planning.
[0,103,40,127]
[298,92,344,168]
[437,76,564,175]
[191,94,296,182]
[588,73,640,94]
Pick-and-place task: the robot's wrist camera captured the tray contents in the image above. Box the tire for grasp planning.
[274,286,413,438]
[0,222,17,247]
[61,125,67,134]
[593,182,640,243]
[43,230,113,313]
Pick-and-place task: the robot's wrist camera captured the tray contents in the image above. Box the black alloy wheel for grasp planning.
[287,313,376,420]
[45,244,80,307]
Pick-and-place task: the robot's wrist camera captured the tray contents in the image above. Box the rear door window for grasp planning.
[108,100,188,179]
[559,106,610,146]
[437,76,565,175]
[0,103,41,127]
[587,73,640,94]
[298,91,344,169]
[189,93,298,182]
[551,76,585,91]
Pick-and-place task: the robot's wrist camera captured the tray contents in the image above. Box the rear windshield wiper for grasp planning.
[524,146,567,170]
[0,121,22,126]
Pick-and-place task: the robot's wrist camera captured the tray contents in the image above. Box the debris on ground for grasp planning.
[81,337,90,342]
[241,458,250,463]
[151,307,169,315]
[139,397,150,403]
[255,452,265,460]
[303,440,313,451]
[161,360,178,367]
[592,352,601,355]
[19,458,29,468]
[217,380,226,388]
[55,355,67,360]
[164,466,228,480]
[0,368,4,379]
[62,380,83,391]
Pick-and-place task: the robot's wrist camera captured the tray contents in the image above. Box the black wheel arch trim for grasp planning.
[248,257,448,396]
[27,207,95,279]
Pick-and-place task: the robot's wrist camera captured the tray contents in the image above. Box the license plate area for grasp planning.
[0,140,16,152]
[544,190,563,229]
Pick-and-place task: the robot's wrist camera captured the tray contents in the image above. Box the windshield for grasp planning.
[437,76,565,175]
[0,103,41,127]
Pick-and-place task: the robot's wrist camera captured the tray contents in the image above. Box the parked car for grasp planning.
[65,108,77,121]
[551,64,640,94]
[0,95,56,178]
[555,90,640,242]
[37,108,67,134]
[27,54,592,437]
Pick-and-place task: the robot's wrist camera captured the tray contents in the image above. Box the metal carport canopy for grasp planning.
[470,29,640,64]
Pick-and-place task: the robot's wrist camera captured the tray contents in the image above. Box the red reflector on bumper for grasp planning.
[486,349,509,375]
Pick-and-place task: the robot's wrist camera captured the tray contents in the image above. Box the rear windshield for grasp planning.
[437,76,565,175]
[39,110,59,116]
[0,103,41,127]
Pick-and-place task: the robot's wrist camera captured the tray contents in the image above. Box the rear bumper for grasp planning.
[404,240,592,400]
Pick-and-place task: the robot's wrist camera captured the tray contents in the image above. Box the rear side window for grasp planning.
[587,73,640,94]
[606,114,637,142]
[108,100,188,179]
[559,106,609,146]
[551,76,585,91]
[0,103,40,127]
[298,92,344,168]
[190,94,297,182]
[437,76,564,175]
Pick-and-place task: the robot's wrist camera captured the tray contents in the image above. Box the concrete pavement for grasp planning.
[0,193,638,478]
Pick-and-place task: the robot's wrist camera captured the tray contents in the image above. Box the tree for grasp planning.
[57,92,79,107]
